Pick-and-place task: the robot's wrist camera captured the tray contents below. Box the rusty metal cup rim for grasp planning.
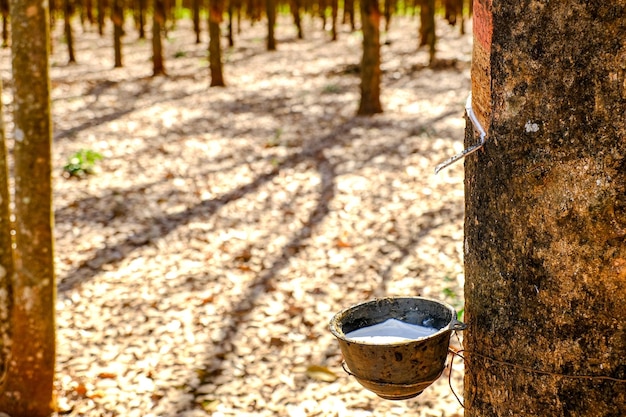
[329,296,466,344]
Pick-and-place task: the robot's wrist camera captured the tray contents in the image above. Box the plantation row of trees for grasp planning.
[1,0,469,113]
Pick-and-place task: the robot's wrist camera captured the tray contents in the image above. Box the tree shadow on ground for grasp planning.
[56,118,360,293]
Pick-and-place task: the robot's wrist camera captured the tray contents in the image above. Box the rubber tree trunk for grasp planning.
[266,0,276,50]
[464,1,626,416]
[291,0,303,39]
[0,78,12,396]
[152,0,166,76]
[192,0,201,43]
[208,0,225,86]
[64,0,76,63]
[342,0,355,31]
[418,0,435,65]
[0,0,56,415]
[97,0,106,36]
[137,0,147,39]
[357,0,382,115]
[112,0,123,67]
[1,0,9,47]
[329,0,338,40]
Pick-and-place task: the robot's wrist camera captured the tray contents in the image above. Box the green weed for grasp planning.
[63,149,103,178]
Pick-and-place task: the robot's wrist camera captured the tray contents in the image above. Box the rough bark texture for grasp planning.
[464,1,626,416]
[357,0,382,115]
[1,1,56,416]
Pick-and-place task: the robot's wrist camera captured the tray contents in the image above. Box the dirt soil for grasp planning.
[1,12,471,417]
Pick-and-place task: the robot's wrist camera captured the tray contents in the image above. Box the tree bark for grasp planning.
[0,0,8,47]
[342,0,355,31]
[64,0,76,63]
[329,0,338,40]
[192,0,201,43]
[266,0,276,50]
[0,78,12,400]
[357,0,382,115]
[1,0,56,415]
[291,0,303,39]
[112,0,123,67]
[464,1,626,416]
[208,0,225,86]
[418,0,435,65]
[97,0,106,36]
[152,0,166,75]
[137,0,147,39]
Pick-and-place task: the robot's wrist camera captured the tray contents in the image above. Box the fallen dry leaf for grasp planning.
[305,365,339,382]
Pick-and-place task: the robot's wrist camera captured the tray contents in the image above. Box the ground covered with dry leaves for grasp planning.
[2,13,471,417]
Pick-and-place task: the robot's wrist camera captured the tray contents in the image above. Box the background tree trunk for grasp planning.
[464,1,626,416]
[64,0,76,63]
[383,0,392,31]
[291,0,303,39]
[0,79,12,399]
[97,0,106,36]
[192,0,201,43]
[152,0,166,75]
[208,0,225,86]
[0,0,56,415]
[357,0,382,115]
[137,0,147,39]
[329,0,337,40]
[342,0,355,31]
[112,0,123,67]
[0,0,8,47]
[418,0,435,65]
[266,0,276,50]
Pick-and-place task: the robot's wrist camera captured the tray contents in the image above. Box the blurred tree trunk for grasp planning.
[383,0,392,31]
[291,0,303,39]
[84,0,94,25]
[357,0,382,115]
[0,79,12,409]
[152,0,166,75]
[443,0,464,34]
[266,0,275,50]
[318,0,326,30]
[192,0,201,43]
[208,0,225,86]
[137,0,147,39]
[64,0,76,63]
[112,0,123,67]
[227,0,234,47]
[97,0,106,36]
[0,0,8,47]
[328,0,337,40]
[418,0,435,65]
[0,0,56,415]
[464,1,626,416]
[342,0,355,31]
